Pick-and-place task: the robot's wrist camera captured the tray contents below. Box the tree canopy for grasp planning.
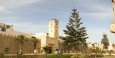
[60,8,88,52]
[101,34,109,49]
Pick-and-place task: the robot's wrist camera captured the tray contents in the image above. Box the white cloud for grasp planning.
[76,0,113,21]
[0,5,11,13]
[79,12,113,21]
[81,13,112,16]
[13,22,48,34]
[0,0,44,7]
[0,17,18,20]
[77,0,112,11]
[0,0,44,13]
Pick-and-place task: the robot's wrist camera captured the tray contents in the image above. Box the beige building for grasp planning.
[110,0,115,33]
[0,23,34,53]
[34,19,59,51]
[0,23,32,37]
[88,43,103,50]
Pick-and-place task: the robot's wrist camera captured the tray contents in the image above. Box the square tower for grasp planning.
[49,19,58,39]
[48,19,59,50]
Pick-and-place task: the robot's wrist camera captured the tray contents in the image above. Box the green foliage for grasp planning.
[77,54,104,58]
[91,47,100,54]
[15,35,28,50]
[43,46,52,58]
[4,47,9,54]
[101,34,109,49]
[48,54,71,58]
[43,46,52,54]
[60,8,88,52]
[31,36,39,49]
[4,55,38,58]
[0,53,4,58]
[15,35,28,46]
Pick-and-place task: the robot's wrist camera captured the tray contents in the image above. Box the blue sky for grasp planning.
[0,0,114,43]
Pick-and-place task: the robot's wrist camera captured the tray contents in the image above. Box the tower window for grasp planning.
[1,27,6,32]
[112,0,113,2]
[51,30,52,32]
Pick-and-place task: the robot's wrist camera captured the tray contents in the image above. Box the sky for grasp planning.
[0,0,114,43]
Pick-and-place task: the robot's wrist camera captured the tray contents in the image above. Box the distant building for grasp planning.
[0,23,32,37]
[87,43,103,50]
[34,19,59,52]
[108,43,115,51]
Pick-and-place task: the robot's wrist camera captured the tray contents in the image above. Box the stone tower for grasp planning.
[49,19,58,38]
[48,19,58,50]
[110,0,115,33]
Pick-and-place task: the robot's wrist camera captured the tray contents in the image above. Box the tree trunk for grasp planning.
[46,52,48,58]
[67,49,69,58]
[76,51,77,58]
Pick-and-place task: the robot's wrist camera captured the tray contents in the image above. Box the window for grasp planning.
[1,27,6,32]
[112,0,113,2]
[56,30,57,32]
[51,30,52,32]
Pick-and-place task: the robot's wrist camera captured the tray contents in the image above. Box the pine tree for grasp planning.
[60,8,88,56]
[101,34,109,49]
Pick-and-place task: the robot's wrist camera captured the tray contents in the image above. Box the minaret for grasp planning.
[48,19,59,50]
[49,19,58,39]
[110,0,115,33]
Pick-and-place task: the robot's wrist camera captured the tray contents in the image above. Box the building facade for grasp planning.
[34,19,59,52]
[0,23,34,53]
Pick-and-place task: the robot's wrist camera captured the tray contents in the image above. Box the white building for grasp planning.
[34,19,59,51]
[87,43,103,50]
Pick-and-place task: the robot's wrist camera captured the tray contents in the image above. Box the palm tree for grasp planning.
[31,36,39,53]
[4,47,9,54]
[15,35,28,52]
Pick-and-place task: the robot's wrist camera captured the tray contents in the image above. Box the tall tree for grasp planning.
[101,34,109,49]
[60,8,88,57]
[15,35,28,51]
[31,36,39,53]
[31,36,39,50]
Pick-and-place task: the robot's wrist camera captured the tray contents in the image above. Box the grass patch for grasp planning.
[0,54,105,58]
[48,54,71,58]
[77,54,104,58]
